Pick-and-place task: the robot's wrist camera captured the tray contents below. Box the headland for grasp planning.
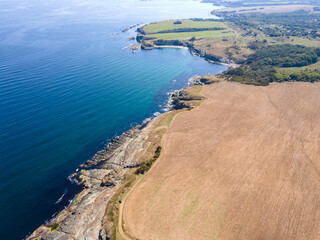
[28,4,320,239]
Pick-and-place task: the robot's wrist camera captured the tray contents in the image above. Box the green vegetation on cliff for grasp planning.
[136,146,162,174]
[45,221,60,232]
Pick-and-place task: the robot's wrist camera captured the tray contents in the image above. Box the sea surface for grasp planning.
[0,0,226,239]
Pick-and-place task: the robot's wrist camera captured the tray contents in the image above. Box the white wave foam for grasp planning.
[55,191,67,204]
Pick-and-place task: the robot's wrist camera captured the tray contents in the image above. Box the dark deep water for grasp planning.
[0,0,225,239]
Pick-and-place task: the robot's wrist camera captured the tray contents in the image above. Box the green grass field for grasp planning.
[274,37,320,74]
[142,19,235,40]
[150,30,235,40]
[268,37,320,48]
[277,61,320,73]
[287,37,320,47]
[143,20,227,34]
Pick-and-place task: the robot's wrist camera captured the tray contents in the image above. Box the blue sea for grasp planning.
[0,0,226,239]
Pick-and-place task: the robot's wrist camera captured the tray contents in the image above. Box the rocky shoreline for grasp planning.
[27,118,159,240]
[27,73,212,240]
[27,20,226,239]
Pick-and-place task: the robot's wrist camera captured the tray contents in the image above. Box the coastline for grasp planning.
[116,13,320,240]
[133,39,237,67]
[27,19,229,240]
[0,2,237,237]
[116,81,214,240]
[163,44,239,68]
[27,115,161,239]
[135,35,238,68]
[27,70,220,240]
[26,9,320,240]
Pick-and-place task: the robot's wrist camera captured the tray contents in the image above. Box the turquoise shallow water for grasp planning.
[0,0,225,239]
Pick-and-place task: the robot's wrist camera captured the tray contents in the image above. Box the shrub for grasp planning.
[46,221,60,232]
[136,146,162,174]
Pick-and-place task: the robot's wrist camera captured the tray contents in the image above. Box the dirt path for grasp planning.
[117,87,207,240]
[118,143,167,240]
[122,82,320,240]
[118,178,138,240]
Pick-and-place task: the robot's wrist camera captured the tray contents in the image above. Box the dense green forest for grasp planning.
[223,44,320,85]
[247,44,320,67]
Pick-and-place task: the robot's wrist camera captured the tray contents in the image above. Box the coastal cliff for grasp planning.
[136,35,227,64]
[135,20,236,65]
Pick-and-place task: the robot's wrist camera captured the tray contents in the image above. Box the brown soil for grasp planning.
[122,82,320,240]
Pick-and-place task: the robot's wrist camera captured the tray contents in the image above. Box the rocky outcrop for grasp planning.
[136,34,144,42]
[130,43,141,53]
[187,42,222,63]
[27,120,158,240]
[100,170,119,187]
[169,89,203,110]
[189,76,203,85]
[190,75,223,85]
[199,75,223,84]
[122,23,143,33]
[80,127,145,170]
[141,40,156,50]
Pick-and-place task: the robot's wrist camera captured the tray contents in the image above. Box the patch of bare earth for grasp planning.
[123,82,320,240]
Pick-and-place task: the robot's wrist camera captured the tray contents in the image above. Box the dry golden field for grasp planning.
[122,82,320,240]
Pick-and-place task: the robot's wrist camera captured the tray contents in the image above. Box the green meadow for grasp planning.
[143,19,235,40]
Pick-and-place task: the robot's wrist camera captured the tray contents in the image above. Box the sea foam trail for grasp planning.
[55,190,67,204]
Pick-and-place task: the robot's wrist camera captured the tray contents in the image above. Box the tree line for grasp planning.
[155,27,225,34]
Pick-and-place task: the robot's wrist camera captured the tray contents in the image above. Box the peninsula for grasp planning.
[28,2,320,240]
